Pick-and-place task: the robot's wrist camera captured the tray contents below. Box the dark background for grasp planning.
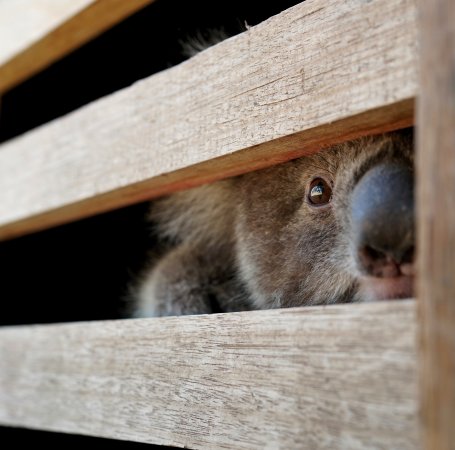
[0,0,299,446]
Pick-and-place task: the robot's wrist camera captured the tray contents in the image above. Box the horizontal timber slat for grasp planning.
[0,0,417,240]
[0,0,156,94]
[0,300,418,449]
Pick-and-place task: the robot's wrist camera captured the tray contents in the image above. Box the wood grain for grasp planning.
[417,0,455,448]
[0,0,155,94]
[0,0,418,241]
[0,301,418,449]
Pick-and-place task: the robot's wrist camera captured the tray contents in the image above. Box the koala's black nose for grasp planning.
[351,163,414,277]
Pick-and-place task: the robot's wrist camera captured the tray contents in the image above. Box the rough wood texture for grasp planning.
[0,0,155,94]
[417,0,455,448]
[0,301,418,449]
[0,0,417,241]
[0,0,91,67]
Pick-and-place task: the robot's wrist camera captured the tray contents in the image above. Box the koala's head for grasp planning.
[235,129,414,308]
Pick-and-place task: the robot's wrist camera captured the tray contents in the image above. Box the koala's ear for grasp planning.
[180,20,250,59]
[180,28,231,58]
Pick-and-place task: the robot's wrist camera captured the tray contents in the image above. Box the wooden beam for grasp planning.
[0,301,418,449]
[0,0,155,94]
[417,0,455,448]
[0,0,418,241]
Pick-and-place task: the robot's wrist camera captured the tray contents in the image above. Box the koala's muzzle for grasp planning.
[351,163,414,279]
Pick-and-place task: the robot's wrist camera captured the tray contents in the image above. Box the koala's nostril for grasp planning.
[401,246,415,264]
[363,245,384,262]
[358,245,400,278]
[358,244,415,278]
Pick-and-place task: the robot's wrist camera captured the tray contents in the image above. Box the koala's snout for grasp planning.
[351,163,414,280]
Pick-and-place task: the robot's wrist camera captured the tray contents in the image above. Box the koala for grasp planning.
[132,129,414,317]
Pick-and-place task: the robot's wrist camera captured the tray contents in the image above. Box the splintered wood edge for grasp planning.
[0,300,418,449]
[0,0,156,94]
[0,0,418,241]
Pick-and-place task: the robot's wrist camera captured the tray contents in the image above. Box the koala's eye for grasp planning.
[308,178,332,206]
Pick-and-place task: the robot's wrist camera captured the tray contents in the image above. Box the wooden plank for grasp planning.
[0,0,92,68]
[0,0,418,241]
[417,0,455,448]
[0,0,155,94]
[0,301,418,449]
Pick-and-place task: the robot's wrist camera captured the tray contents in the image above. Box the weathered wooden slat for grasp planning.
[0,300,418,449]
[0,0,417,241]
[417,0,455,448]
[0,0,91,69]
[0,0,155,94]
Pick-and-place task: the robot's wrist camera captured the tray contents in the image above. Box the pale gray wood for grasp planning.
[0,0,418,240]
[0,0,92,67]
[416,0,455,447]
[0,301,418,449]
[0,0,156,93]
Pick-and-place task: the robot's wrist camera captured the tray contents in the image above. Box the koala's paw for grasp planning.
[136,282,214,317]
[133,252,216,317]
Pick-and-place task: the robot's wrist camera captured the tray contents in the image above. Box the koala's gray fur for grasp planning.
[132,130,413,317]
